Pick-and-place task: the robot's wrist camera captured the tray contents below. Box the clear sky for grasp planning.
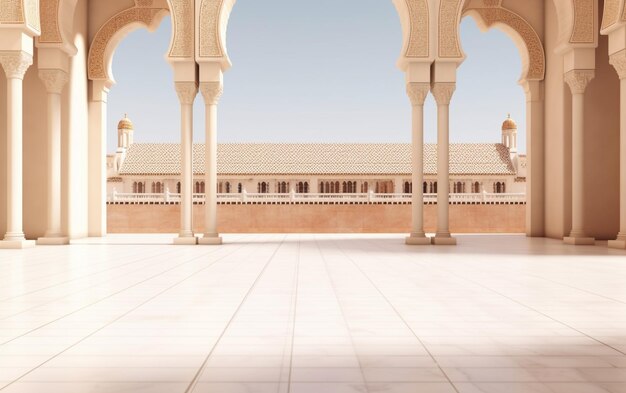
[107,0,525,153]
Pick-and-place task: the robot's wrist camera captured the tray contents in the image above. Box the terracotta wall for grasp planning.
[107,204,526,234]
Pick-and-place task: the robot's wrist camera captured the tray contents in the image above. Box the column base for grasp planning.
[173,236,198,245]
[0,239,36,249]
[432,235,457,246]
[405,234,431,245]
[37,237,70,245]
[608,239,626,249]
[563,236,595,246]
[198,235,223,245]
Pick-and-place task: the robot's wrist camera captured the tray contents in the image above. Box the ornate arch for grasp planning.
[394,0,430,60]
[87,0,169,81]
[602,0,626,33]
[0,0,40,33]
[464,4,545,81]
[197,0,236,67]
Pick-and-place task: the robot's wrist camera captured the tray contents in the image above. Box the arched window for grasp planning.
[133,182,138,193]
[330,182,335,193]
[335,181,340,193]
[195,181,200,194]
[495,182,503,193]
[225,182,231,193]
[404,181,411,194]
[320,182,325,193]
[456,182,463,194]
[423,182,428,194]
[238,183,243,193]
[434,182,438,193]
[473,181,480,193]
[342,181,347,193]
[502,183,506,193]
[176,182,181,194]
[137,182,145,193]
[201,181,206,193]
[304,182,309,193]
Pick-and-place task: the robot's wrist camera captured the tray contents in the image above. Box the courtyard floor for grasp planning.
[1,234,626,393]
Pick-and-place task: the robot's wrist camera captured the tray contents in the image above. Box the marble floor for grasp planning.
[1,234,626,393]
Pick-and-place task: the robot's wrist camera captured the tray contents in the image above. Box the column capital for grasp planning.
[175,81,198,105]
[0,51,33,80]
[431,82,456,105]
[200,81,224,105]
[610,49,626,80]
[564,69,595,95]
[406,82,430,106]
[39,69,69,94]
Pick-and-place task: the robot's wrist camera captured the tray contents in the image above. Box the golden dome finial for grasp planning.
[118,113,134,130]
[502,113,517,130]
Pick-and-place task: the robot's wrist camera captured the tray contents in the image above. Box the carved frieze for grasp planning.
[564,69,595,94]
[200,81,224,105]
[431,82,456,105]
[39,69,69,94]
[175,81,198,105]
[0,0,25,24]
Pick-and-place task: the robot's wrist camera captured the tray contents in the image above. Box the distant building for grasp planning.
[107,114,526,197]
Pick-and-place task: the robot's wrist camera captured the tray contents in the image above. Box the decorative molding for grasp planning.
[199,0,224,57]
[570,0,594,44]
[431,82,456,105]
[39,0,62,43]
[39,69,68,94]
[200,82,224,105]
[88,5,167,80]
[468,7,545,81]
[23,0,39,32]
[564,69,595,94]
[175,81,198,105]
[406,82,430,106]
[0,51,33,79]
[168,0,194,58]
[405,0,428,58]
[438,0,463,58]
[610,49,626,79]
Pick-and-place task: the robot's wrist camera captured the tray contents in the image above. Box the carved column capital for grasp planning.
[0,51,33,80]
[564,69,595,95]
[610,49,626,80]
[39,69,69,94]
[174,81,198,105]
[431,82,456,105]
[406,82,430,106]
[200,81,224,105]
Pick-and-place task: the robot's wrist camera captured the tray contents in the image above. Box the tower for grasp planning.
[501,114,517,153]
[117,113,134,150]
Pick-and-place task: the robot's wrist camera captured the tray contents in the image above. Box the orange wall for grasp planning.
[107,204,526,234]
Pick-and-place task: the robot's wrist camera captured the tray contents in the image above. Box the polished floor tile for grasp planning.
[0,234,625,392]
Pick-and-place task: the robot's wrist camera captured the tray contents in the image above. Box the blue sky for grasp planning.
[107,0,525,153]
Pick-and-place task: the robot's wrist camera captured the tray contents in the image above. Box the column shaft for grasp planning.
[5,77,24,241]
[620,78,626,237]
[180,101,194,238]
[46,92,62,237]
[411,103,425,236]
[437,103,450,236]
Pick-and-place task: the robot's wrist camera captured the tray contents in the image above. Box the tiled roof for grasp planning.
[118,143,516,176]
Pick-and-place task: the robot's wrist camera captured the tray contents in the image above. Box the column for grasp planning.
[564,70,595,245]
[0,51,35,249]
[173,82,198,245]
[405,82,430,245]
[522,80,545,237]
[88,80,110,237]
[431,83,457,245]
[199,82,223,245]
[609,52,626,249]
[37,69,69,245]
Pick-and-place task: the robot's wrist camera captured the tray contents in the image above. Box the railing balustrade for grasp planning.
[108,191,526,204]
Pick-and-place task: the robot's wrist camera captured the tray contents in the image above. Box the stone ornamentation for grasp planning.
[0,51,33,80]
[406,82,430,106]
[39,69,69,94]
[610,49,626,80]
[405,0,429,58]
[175,82,198,105]
[564,69,595,95]
[200,82,224,105]
[431,83,456,106]
[199,0,224,58]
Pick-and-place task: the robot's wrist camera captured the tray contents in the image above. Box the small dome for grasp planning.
[502,114,517,130]
[118,114,134,130]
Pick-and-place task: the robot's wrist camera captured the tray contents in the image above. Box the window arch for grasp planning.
[176,182,181,194]
[133,181,138,193]
[225,182,231,193]
[423,182,428,194]
[362,181,369,193]
[238,183,243,193]
[304,182,309,193]
[404,181,411,194]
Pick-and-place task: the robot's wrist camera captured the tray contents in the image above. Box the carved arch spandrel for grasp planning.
[198,0,223,57]
[570,0,595,44]
[602,0,620,31]
[405,0,429,58]
[439,0,464,58]
[465,6,545,81]
[167,0,194,58]
[39,0,62,43]
[88,3,168,81]
[0,0,40,32]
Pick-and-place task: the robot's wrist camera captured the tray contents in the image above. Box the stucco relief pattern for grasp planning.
[405,0,428,58]
[431,83,456,105]
[39,69,69,94]
[0,51,33,79]
[564,69,595,94]
[168,0,194,58]
[570,0,594,43]
[88,7,166,80]
[39,0,62,43]
[175,82,198,105]
[472,7,545,80]
[23,0,39,32]
[406,82,430,106]
[199,0,224,57]
[601,0,619,31]
[439,0,463,58]
[0,0,24,24]
[200,82,224,105]
[610,49,626,79]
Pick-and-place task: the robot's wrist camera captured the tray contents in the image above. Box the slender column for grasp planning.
[609,51,626,249]
[405,82,430,245]
[174,82,198,245]
[0,51,35,249]
[37,70,69,245]
[564,70,595,245]
[88,80,110,237]
[522,80,545,237]
[431,83,457,245]
[198,82,223,245]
